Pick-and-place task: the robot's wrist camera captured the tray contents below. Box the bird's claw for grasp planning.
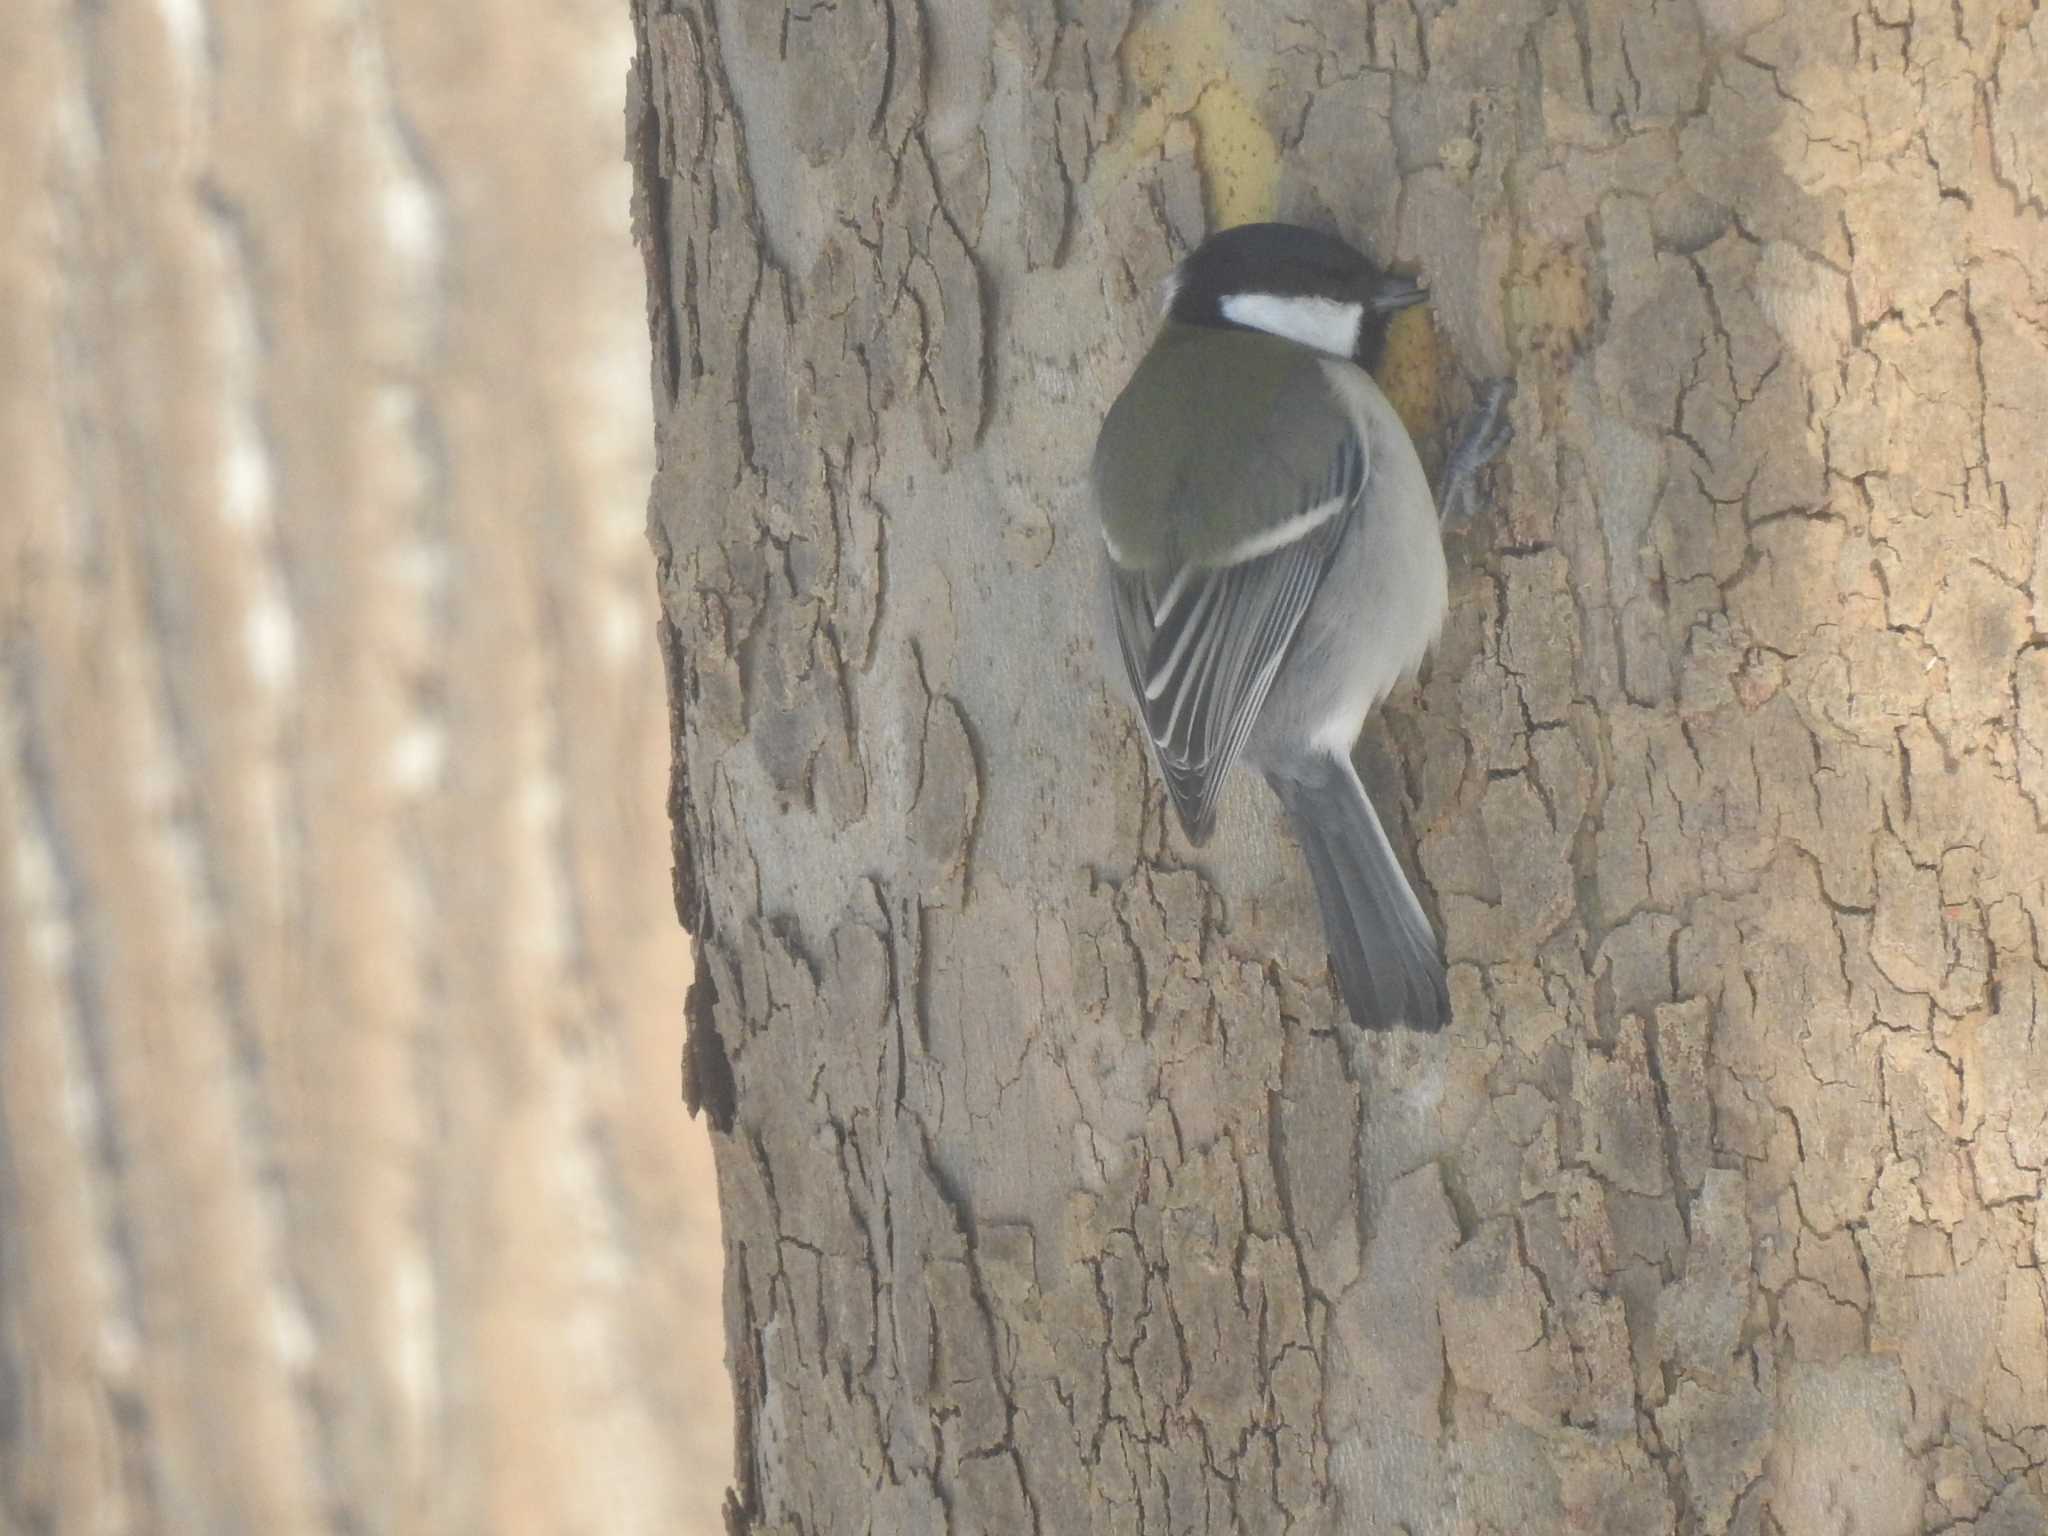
[1439,378,1516,527]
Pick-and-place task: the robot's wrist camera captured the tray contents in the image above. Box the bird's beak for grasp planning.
[1369,274,1429,314]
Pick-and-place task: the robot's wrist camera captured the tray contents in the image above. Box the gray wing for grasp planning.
[1109,426,1366,844]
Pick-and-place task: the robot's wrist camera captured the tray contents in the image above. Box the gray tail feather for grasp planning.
[1267,754,1450,1031]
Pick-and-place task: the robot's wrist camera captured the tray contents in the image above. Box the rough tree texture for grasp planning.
[635,0,2048,1531]
[0,3,728,1533]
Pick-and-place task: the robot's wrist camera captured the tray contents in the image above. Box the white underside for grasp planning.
[1289,359,1449,759]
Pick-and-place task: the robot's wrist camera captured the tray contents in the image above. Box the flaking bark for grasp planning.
[634,0,2048,1529]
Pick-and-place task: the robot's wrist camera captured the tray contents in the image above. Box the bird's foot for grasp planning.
[1439,378,1516,527]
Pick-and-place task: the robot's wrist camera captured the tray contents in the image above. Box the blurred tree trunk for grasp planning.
[632,0,2048,1530]
[1,6,725,1536]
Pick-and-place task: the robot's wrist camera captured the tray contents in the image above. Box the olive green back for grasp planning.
[1090,324,1356,571]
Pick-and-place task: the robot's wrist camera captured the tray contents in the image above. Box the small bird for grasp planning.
[1091,222,1513,1031]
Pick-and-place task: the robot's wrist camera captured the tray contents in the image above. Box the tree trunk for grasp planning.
[631,0,2048,1529]
[1,5,726,1533]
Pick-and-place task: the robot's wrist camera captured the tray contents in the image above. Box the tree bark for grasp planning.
[0,5,727,1533]
[632,0,2048,1530]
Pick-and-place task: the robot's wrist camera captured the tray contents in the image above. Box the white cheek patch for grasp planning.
[1219,291,1364,356]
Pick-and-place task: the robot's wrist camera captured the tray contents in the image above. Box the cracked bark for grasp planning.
[634,0,2048,1530]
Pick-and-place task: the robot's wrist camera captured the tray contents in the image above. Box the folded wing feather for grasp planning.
[1108,425,1368,843]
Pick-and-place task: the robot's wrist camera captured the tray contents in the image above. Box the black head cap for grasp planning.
[1163,222,1425,372]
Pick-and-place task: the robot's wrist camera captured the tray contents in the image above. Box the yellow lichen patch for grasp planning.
[1378,305,1447,447]
[1507,239,1594,410]
[1184,80,1279,228]
[1100,0,1279,229]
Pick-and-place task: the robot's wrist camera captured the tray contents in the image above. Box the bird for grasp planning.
[1090,222,1513,1031]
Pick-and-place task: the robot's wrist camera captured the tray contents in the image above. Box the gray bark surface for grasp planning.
[633,0,2048,1530]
